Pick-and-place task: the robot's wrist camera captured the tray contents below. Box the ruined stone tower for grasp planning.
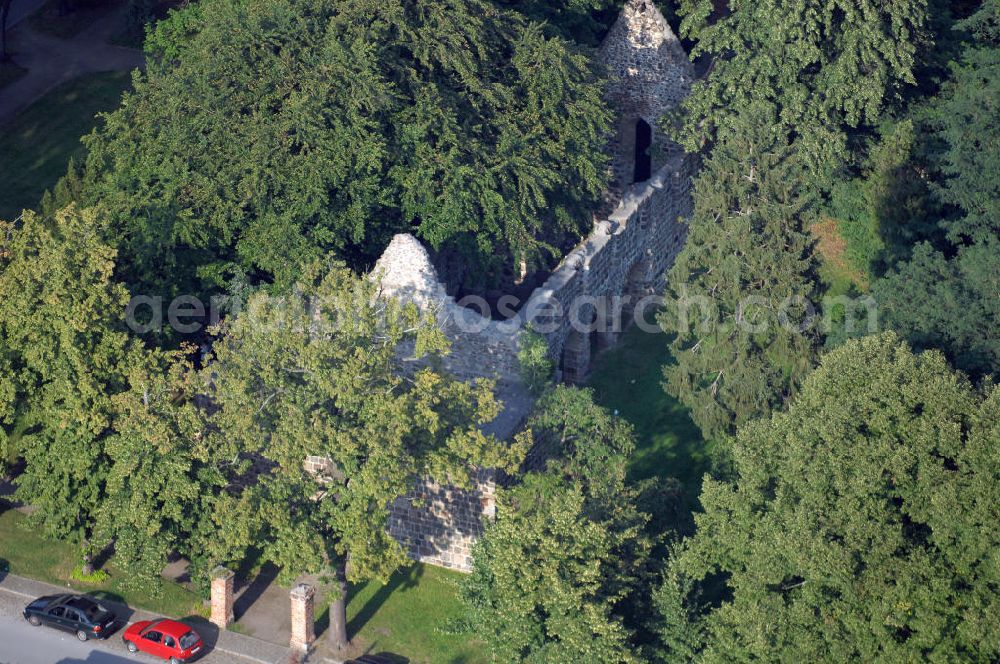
[377,1,696,571]
[601,0,693,207]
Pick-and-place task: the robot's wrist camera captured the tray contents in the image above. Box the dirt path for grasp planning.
[0,3,143,125]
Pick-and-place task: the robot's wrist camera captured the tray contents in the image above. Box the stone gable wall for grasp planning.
[374,0,695,572]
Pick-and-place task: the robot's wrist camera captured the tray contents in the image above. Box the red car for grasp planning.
[122,618,204,663]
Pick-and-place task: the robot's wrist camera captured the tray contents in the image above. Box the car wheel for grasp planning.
[76,629,89,642]
[126,641,138,653]
[27,614,41,626]
[169,658,182,664]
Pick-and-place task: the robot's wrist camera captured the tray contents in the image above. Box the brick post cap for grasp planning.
[291,583,316,601]
[211,566,235,581]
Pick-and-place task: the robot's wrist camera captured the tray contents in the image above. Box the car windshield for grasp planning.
[179,631,199,650]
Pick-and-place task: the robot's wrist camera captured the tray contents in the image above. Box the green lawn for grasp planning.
[587,324,709,502]
[0,70,132,220]
[337,563,485,664]
[0,501,481,661]
[0,508,206,619]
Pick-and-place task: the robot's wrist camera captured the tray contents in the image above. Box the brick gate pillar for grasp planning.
[290,583,316,651]
[210,566,235,629]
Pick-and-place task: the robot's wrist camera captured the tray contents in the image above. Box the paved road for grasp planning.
[0,593,285,664]
[0,608,139,664]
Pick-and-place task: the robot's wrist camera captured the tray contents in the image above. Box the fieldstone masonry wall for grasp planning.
[371,0,695,572]
[601,0,693,207]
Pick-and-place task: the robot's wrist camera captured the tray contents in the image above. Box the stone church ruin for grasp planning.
[373,0,697,572]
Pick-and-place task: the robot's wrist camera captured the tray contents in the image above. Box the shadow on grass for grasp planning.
[315,563,426,643]
[349,653,410,664]
[587,324,709,503]
[0,556,8,583]
[345,564,424,638]
[0,457,26,514]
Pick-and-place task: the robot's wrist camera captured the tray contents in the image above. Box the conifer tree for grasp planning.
[873,0,1000,379]
[675,0,930,177]
[82,0,611,295]
[659,105,820,442]
[925,0,1000,244]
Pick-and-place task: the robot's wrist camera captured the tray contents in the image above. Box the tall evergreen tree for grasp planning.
[873,1,1000,379]
[674,0,931,177]
[497,0,623,45]
[924,0,1000,244]
[675,333,1000,662]
[80,0,611,296]
[874,239,1000,379]
[659,104,821,442]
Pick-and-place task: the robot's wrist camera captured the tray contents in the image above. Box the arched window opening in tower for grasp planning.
[633,118,653,184]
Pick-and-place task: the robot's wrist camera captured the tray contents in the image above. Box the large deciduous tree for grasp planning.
[659,104,821,443]
[675,333,1000,662]
[0,206,143,571]
[202,262,526,651]
[94,353,224,592]
[81,0,611,296]
[460,387,654,663]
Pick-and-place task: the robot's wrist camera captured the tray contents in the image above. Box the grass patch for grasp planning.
[28,0,122,40]
[587,324,708,502]
[0,61,28,91]
[317,563,486,664]
[810,217,869,295]
[0,508,206,619]
[0,70,131,220]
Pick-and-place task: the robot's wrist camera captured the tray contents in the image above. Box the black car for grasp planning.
[23,593,118,641]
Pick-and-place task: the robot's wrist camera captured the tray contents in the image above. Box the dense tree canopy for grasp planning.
[461,387,654,663]
[94,354,223,592]
[871,0,1000,380]
[677,333,1000,662]
[200,262,526,648]
[660,104,821,442]
[924,0,1000,244]
[675,0,930,178]
[498,0,624,45]
[81,0,611,296]
[0,206,143,567]
[875,240,1000,379]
